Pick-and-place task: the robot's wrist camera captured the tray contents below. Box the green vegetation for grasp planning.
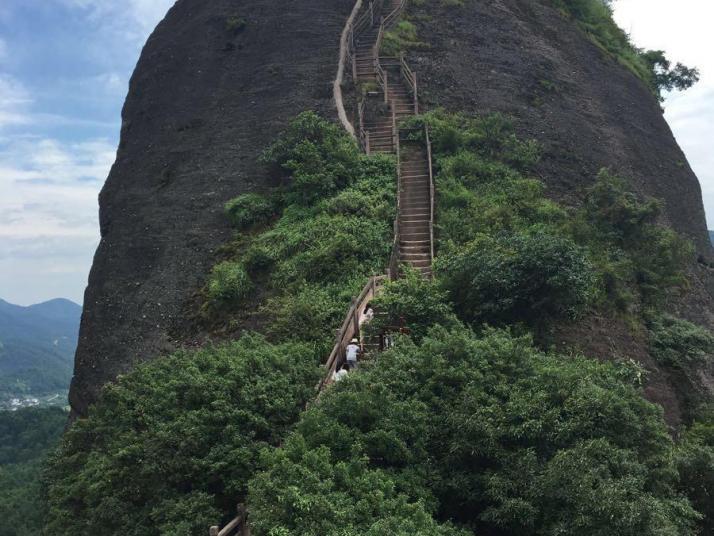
[403,110,693,324]
[225,193,275,230]
[248,327,700,535]
[0,407,67,536]
[368,269,459,342]
[552,0,699,100]
[381,21,428,56]
[675,412,714,535]
[205,112,396,352]
[438,230,596,328]
[648,315,714,368]
[225,16,247,33]
[43,109,714,534]
[44,336,321,535]
[207,261,253,306]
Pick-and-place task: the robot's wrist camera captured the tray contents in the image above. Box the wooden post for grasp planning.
[413,72,419,114]
[209,527,219,536]
[352,297,360,338]
[384,70,389,103]
[237,504,247,536]
[366,131,370,155]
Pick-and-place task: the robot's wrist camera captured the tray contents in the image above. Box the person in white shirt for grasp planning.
[360,304,375,326]
[332,365,349,382]
[346,338,360,370]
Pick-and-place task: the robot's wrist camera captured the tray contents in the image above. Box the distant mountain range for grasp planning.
[0,299,81,402]
[710,230,714,246]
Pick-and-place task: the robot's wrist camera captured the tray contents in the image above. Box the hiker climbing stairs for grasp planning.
[208,1,432,533]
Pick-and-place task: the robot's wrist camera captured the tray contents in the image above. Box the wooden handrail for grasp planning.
[390,107,402,280]
[425,124,435,269]
[210,504,248,536]
[318,275,389,391]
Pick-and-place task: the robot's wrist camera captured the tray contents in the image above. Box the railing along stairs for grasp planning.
[210,1,431,532]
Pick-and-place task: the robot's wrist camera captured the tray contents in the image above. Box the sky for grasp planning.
[0,1,712,306]
[0,0,176,306]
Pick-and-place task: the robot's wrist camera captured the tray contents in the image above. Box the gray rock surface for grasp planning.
[70,0,354,416]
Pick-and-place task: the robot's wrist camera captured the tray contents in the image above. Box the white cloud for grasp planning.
[0,74,32,128]
[0,136,113,303]
[613,0,714,228]
[60,0,176,43]
[0,136,113,241]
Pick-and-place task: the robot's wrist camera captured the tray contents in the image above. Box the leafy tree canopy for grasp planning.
[44,335,322,536]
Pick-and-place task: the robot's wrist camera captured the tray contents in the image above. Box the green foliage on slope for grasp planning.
[248,326,700,535]
[403,110,693,326]
[0,407,67,536]
[44,335,321,536]
[648,315,714,368]
[43,110,714,534]
[205,112,395,353]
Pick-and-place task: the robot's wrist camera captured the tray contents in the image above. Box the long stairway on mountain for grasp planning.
[209,2,432,534]
[352,0,434,276]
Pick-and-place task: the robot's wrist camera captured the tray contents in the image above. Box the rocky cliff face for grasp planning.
[72,0,714,422]
[70,0,354,417]
[408,0,714,425]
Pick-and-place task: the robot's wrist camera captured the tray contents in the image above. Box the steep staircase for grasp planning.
[209,2,433,534]
[352,0,434,277]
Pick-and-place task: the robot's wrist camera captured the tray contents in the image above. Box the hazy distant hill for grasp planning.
[709,230,713,245]
[0,299,81,400]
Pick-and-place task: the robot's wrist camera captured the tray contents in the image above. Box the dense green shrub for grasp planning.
[255,213,391,288]
[207,261,253,305]
[412,111,691,316]
[44,335,322,536]
[648,315,714,367]
[369,269,459,342]
[261,112,362,205]
[381,21,428,56]
[437,230,596,327]
[675,415,714,534]
[225,193,274,230]
[0,407,67,536]
[404,111,540,168]
[248,327,699,535]
[262,281,364,349]
[573,170,694,306]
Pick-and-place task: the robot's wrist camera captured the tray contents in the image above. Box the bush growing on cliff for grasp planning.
[410,111,692,317]
[45,335,322,536]
[247,327,699,535]
[261,112,362,205]
[207,261,253,306]
[572,169,694,307]
[208,112,396,338]
[648,315,714,368]
[437,230,596,327]
[225,193,275,230]
[369,269,459,342]
[675,413,714,534]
